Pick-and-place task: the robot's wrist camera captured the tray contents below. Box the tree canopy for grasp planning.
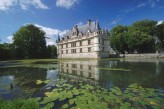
[13,24,47,59]
[110,25,128,53]
[110,19,162,53]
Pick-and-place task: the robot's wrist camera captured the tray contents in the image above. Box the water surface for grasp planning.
[0,58,164,99]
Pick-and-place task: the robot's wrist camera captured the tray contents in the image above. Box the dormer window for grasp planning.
[86,30,91,36]
[72,25,79,36]
[78,32,83,37]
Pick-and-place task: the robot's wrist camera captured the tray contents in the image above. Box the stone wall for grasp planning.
[119,53,164,58]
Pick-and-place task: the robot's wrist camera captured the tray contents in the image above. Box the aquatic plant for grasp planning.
[36,79,164,109]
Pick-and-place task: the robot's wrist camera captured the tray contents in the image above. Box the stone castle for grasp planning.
[56,19,111,58]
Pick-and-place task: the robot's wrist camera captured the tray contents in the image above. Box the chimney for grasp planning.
[87,19,91,25]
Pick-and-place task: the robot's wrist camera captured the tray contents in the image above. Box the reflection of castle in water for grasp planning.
[58,60,102,85]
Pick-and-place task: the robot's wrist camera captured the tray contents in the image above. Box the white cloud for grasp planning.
[157,20,163,25]
[124,3,146,14]
[148,0,160,8]
[56,0,79,9]
[0,0,17,11]
[7,36,13,43]
[111,17,121,25]
[0,0,48,11]
[110,0,161,25]
[76,22,83,26]
[34,24,67,45]
[19,0,48,10]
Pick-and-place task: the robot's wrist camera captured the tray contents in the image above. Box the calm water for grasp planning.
[0,59,164,99]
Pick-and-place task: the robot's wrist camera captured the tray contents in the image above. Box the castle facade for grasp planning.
[56,20,111,58]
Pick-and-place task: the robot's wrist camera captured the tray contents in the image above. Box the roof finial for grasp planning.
[96,20,100,30]
[87,19,91,25]
[56,32,60,43]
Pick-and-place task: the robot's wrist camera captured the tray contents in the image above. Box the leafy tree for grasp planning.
[156,22,164,50]
[110,25,128,53]
[127,20,157,53]
[129,19,157,36]
[0,43,14,60]
[47,45,57,58]
[13,24,47,59]
[127,31,155,53]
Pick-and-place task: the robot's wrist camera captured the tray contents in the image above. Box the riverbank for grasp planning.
[119,53,164,58]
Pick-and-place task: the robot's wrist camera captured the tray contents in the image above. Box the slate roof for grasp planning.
[63,20,101,37]
[56,20,101,42]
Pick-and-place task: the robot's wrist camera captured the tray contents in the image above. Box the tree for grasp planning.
[156,22,164,50]
[127,20,157,53]
[110,25,128,53]
[127,31,155,53]
[129,19,157,36]
[13,24,47,59]
[0,43,14,60]
[47,45,57,58]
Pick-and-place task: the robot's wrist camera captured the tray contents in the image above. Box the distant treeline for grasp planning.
[0,19,164,60]
[110,19,164,54]
[0,24,57,60]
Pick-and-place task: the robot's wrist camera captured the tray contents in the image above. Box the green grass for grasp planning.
[0,98,40,109]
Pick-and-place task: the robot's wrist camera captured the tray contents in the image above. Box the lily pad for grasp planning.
[36,80,44,85]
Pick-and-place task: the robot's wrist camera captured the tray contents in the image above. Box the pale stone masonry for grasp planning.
[56,19,111,58]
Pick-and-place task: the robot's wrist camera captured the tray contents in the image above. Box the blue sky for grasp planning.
[0,0,163,45]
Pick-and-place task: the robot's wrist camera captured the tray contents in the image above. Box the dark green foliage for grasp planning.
[129,19,157,37]
[0,43,15,60]
[110,25,128,53]
[0,24,57,60]
[47,45,57,58]
[13,24,47,59]
[0,98,40,109]
[127,31,155,53]
[0,79,163,109]
[36,79,164,109]
[110,19,163,53]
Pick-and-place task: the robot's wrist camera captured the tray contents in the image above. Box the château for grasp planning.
[56,19,111,58]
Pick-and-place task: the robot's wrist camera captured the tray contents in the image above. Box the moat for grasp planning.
[0,58,164,100]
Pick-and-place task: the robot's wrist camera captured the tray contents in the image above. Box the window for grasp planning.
[74,49,76,53]
[88,40,91,45]
[71,42,76,47]
[66,50,68,54]
[88,66,92,70]
[66,64,68,67]
[80,65,83,69]
[66,44,68,48]
[103,47,105,52]
[102,39,104,45]
[98,38,100,43]
[62,50,63,54]
[80,71,83,77]
[71,49,76,53]
[89,73,92,77]
[88,47,91,52]
[80,41,82,46]
[62,45,63,48]
[72,70,77,75]
[72,64,77,68]
[80,48,82,53]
